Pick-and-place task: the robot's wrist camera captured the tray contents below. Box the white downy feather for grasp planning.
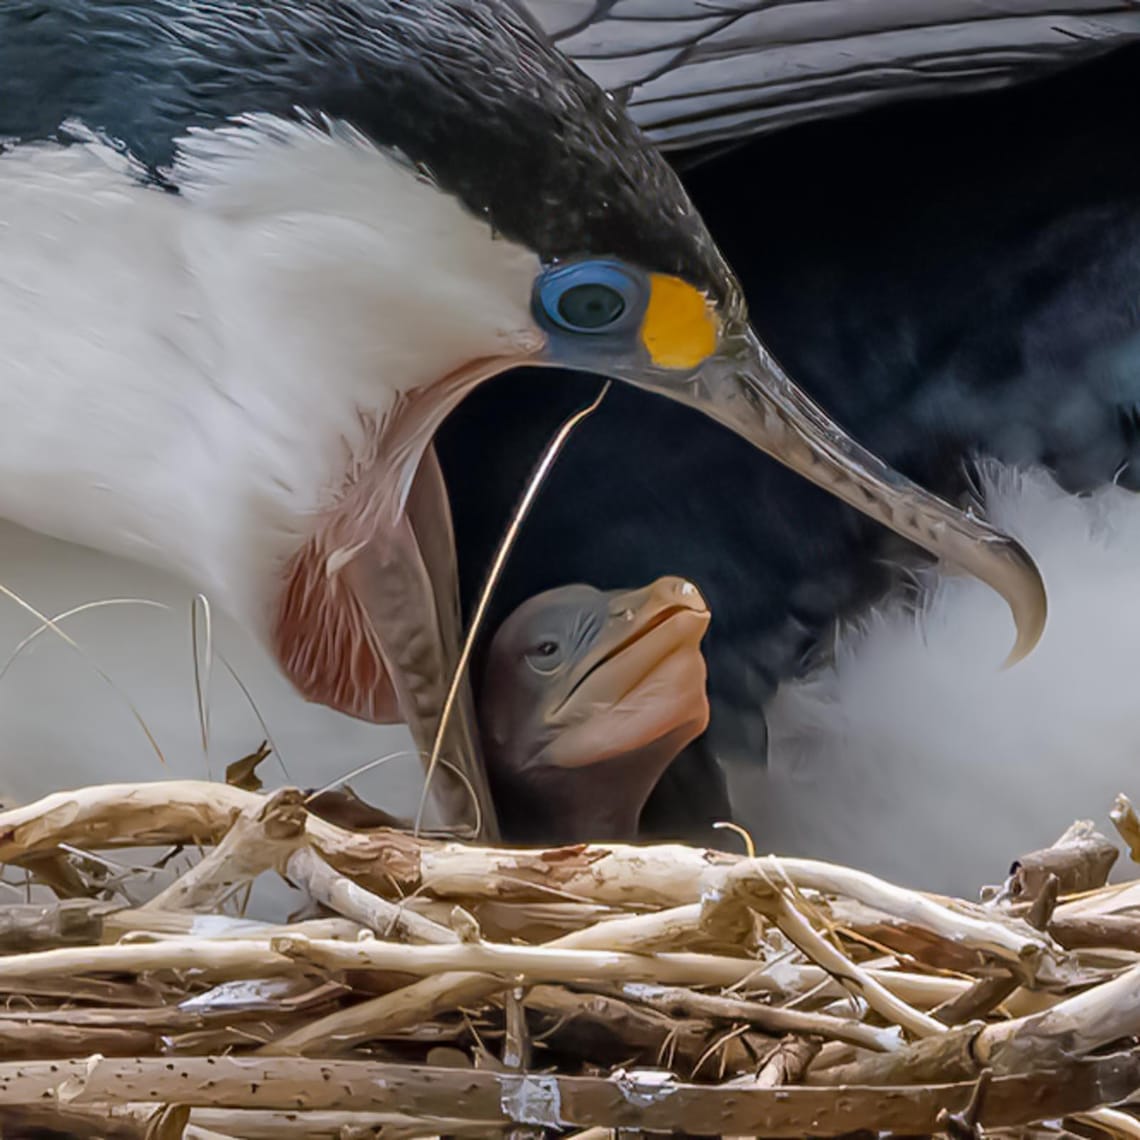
[746,461,1140,895]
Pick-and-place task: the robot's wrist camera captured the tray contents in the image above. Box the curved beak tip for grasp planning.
[999,539,1048,670]
[653,575,709,615]
[628,329,1051,671]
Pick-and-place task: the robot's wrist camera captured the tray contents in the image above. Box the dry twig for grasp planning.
[0,1053,1137,1135]
[1111,795,1140,864]
[0,780,1136,1139]
[141,789,307,913]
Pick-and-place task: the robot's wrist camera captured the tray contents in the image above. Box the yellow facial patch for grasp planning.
[640,274,720,370]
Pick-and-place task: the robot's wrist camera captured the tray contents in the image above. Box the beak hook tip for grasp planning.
[998,540,1048,670]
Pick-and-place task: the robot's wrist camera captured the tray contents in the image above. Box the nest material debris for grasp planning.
[0,781,1138,1139]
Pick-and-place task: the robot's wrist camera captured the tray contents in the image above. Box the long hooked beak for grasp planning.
[627,325,1047,666]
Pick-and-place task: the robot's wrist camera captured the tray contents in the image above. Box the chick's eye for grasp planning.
[525,638,563,675]
[535,260,644,336]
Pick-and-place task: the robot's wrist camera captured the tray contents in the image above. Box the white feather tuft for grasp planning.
[747,462,1140,895]
[0,118,540,635]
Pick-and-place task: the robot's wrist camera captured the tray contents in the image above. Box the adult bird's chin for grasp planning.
[377,345,546,525]
[273,345,545,839]
[612,326,1048,666]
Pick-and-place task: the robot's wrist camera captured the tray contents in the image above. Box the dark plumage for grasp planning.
[0,0,727,293]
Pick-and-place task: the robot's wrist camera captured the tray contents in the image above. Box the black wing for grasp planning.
[526,0,1140,150]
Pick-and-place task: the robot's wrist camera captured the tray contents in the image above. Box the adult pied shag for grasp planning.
[0,0,1048,839]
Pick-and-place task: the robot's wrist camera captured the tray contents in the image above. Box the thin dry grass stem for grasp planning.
[190,593,215,779]
[0,580,167,765]
[712,821,756,858]
[304,749,426,802]
[415,380,610,838]
[691,1022,752,1080]
[0,597,168,682]
[213,656,291,781]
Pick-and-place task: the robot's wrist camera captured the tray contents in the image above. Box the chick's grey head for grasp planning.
[479,578,712,844]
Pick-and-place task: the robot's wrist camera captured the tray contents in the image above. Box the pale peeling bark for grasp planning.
[0,780,1055,976]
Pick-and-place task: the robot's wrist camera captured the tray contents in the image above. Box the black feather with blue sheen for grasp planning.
[0,0,730,300]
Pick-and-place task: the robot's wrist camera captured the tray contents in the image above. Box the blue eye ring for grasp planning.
[534,260,646,337]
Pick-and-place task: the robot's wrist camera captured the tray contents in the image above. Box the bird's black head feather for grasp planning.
[0,0,732,302]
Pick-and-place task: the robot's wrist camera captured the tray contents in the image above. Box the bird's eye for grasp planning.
[558,283,625,329]
[535,260,645,337]
[525,638,564,675]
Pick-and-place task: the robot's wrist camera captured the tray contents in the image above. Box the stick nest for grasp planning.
[1,781,1139,1139]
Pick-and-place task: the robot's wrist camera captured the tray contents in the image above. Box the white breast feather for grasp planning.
[0,117,541,634]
